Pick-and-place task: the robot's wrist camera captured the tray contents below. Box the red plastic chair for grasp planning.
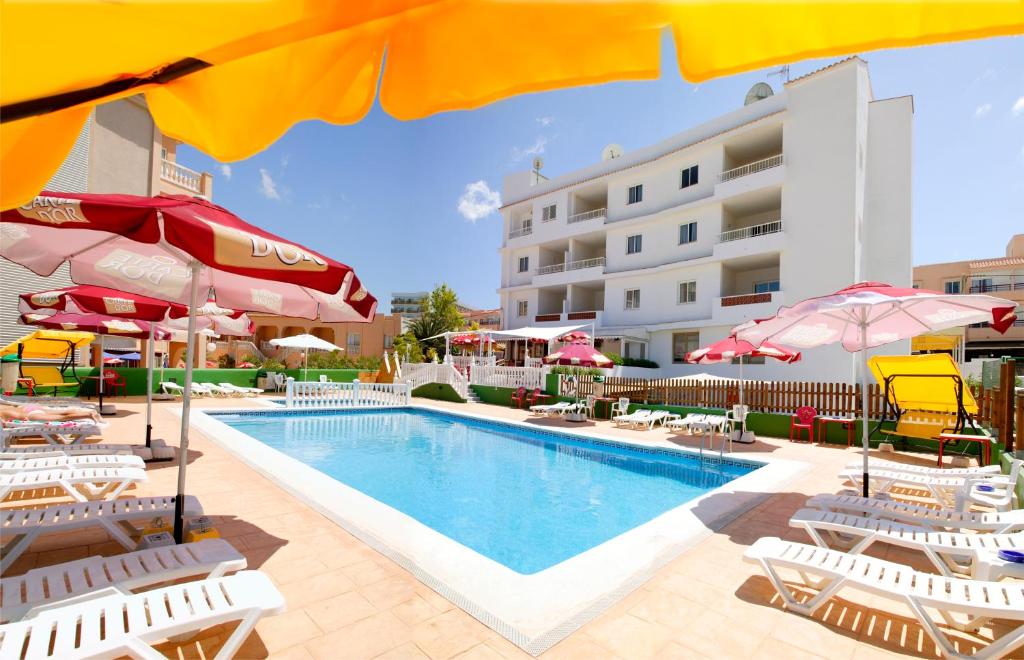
[525,388,542,407]
[108,372,127,397]
[509,387,527,408]
[790,406,817,442]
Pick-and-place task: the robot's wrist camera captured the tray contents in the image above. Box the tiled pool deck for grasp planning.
[4,396,1012,659]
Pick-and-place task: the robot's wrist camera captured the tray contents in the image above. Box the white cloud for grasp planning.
[218,164,232,180]
[536,116,554,127]
[280,154,291,170]
[258,168,281,200]
[510,136,547,162]
[974,103,992,118]
[457,180,501,222]
[1013,96,1024,117]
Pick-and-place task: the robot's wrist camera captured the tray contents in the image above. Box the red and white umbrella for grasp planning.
[558,331,591,343]
[543,342,613,368]
[734,281,1017,495]
[686,335,800,441]
[2,191,377,542]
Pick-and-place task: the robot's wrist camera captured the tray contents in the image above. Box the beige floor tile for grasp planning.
[278,567,358,609]
[373,642,431,660]
[413,609,495,660]
[252,609,324,654]
[305,590,379,632]
[583,613,676,659]
[391,594,447,626]
[361,574,419,610]
[305,611,412,660]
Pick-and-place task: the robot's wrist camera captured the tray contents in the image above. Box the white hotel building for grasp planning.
[498,58,912,381]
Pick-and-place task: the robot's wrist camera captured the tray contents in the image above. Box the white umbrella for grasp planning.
[270,334,344,381]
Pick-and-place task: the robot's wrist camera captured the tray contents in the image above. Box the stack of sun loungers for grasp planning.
[612,408,679,430]
[745,458,1024,659]
[0,403,286,656]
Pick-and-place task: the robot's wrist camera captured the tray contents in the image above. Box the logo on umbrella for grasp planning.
[16,198,87,225]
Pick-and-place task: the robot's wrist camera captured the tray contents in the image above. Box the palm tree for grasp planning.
[408,315,450,359]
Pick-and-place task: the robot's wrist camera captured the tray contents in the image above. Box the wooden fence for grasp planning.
[570,376,887,418]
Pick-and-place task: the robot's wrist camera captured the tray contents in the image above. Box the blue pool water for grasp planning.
[214,409,758,574]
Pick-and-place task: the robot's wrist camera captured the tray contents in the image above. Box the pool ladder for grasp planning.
[697,425,730,464]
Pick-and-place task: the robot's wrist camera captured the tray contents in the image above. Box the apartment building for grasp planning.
[498,57,913,381]
[0,96,214,348]
[914,234,1024,360]
[251,313,403,364]
[390,292,430,318]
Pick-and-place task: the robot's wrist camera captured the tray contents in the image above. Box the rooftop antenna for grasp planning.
[768,64,791,83]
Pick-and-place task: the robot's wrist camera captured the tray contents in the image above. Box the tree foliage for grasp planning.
[407,284,467,358]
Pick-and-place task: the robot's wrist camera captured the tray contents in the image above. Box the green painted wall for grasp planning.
[412,383,465,403]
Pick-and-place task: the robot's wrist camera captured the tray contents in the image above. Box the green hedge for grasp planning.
[412,383,465,403]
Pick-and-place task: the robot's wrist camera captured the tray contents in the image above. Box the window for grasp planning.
[754,280,780,294]
[680,165,699,189]
[624,289,640,310]
[971,278,992,293]
[626,234,642,254]
[347,332,361,354]
[383,334,394,349]
[541,204,557,222]
[627,184,643,205]
[518,256,529,273]
[679,221,698,245]
[624,341,646,360]
[672,332,700,364]
[517,300,528,317]
[677,280,697,304]
[944,280,961,294]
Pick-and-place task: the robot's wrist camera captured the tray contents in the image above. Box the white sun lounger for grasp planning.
[0,453,145,473]
[530,401,574,415]
[1,420,103,447]
[161,381,214,397]
[0,466,146,503]
[197,382,235,397]
[637,410,678,430]
[665,413,707,432]
[745,537,1024,660]
[613,409,652,427]
[1,495,203,573]
[839,467,986,505]
[845,458,1003,477]
[789,508,1024,577]
[0,570,285,660]
[0,538,247,623]
[218,382,264,395]
[806,493,1024,534]
[0,443,136,459]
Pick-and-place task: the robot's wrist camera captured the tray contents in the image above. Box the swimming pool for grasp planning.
[213,408,757,574]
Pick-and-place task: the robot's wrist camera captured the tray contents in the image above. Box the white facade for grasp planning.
[497,58,913,381]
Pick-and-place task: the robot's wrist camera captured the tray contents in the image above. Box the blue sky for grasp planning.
[179,34,1023,313]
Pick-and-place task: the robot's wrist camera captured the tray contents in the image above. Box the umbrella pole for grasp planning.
[98,335,105,414]
[739,356,745,434]
[859,322,870,499]
[174,261,202,544]
[145,328,154,448]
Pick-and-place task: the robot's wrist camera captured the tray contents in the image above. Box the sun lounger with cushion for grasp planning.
[0,538,247,622]
[1,419,103,447]
[789,508,1024,577]
[0,453,145,473]
[0,395,93,409]
[0,466,146,503]
[806,493,1024,534]
[0,570,285,660]
[0,495,203,573]
[745,537,1024,659]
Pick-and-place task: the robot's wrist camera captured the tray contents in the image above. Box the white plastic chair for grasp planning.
[609,397,630,418]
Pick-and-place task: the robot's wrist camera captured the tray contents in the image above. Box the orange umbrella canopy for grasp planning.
[2,1,1021,209]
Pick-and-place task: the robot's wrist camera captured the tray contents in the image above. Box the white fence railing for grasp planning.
[285,379,411,408]
[160,159,204,194]
[524,356,543,369]
[718,154,784,183]
[447,355,496,371]
[718,219,783,243]
[536,256,606,275]
[567,208,607,224]
[469,365,546,390]
[402,362,469,399]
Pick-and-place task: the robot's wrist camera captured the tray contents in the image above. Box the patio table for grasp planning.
[937,432,993,467]
[816,416,856,447]
[972,550,1024,582]
[592,396,618,419]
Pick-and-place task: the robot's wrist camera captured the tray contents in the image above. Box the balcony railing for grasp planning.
[567,208,607,224]
[720,292,773,307]
[969,282,1020,293]
[160,158,204,194]
[508,224,533,239]
[535,314,561,322]
[535,256,606,275]
[718,219,783,243]
[718,154,784,183]
[567,310,598,320]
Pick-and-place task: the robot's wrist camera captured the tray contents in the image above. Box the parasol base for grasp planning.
[730,429,756,444]
[98,403,117,416]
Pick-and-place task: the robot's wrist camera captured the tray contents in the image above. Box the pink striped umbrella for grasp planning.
[543,342,613,368]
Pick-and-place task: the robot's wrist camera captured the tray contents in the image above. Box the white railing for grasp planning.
[524,356,544,369]
[402,362,469,399]
[285,378,411,408]
[447,355,496,371]
[536,256,606,275]
[567,208,607,224]
[160,159,204,194]
[508,225,533,239]
[470,365,546,390]
[718,219,783,243]
[718,154,783,183]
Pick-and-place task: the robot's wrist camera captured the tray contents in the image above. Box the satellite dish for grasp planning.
[532,156,544,171]
[744,82,774,106]
[601,143,624,161]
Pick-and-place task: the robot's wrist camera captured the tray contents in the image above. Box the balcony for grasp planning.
[508,224,533,239]
[718,219,782,243]
[533,310,602,325]
[712,290,784,326]
[718,154,784,183]
[969,282,1022,293]
[567,208,607,224]
[160,159,211,198]
[535,257,606,276]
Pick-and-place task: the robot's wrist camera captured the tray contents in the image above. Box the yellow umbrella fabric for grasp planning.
[2,1,1022,209]
[910,334,962,352]
[0,329,96,359]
